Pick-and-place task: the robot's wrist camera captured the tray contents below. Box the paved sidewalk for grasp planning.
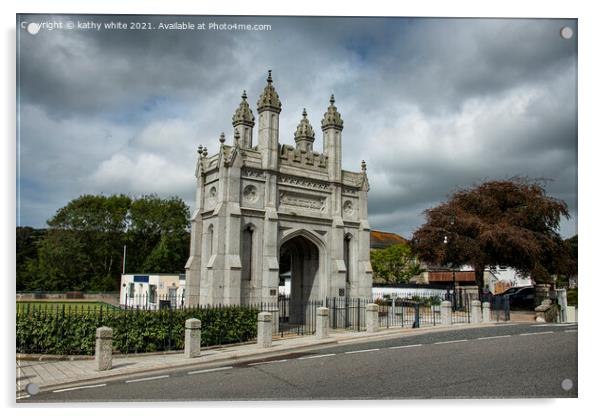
[16,322,501,395]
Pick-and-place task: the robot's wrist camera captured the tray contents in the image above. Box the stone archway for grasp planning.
[279,232,322,324]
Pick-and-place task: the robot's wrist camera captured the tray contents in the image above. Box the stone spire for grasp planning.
[321,94,344,131]
[294,108,316,152]
[257,70,282,114]
[232,90,255,127]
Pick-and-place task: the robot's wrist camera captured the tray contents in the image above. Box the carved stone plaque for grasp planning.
[279,191,326,212]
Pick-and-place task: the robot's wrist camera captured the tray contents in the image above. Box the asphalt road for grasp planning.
[19,323,578,402]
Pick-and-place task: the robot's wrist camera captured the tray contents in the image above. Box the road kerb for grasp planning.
[16,321,505,395]
[17,337,338,394]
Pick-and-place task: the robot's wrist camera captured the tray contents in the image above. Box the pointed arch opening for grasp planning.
[279,230,323,324]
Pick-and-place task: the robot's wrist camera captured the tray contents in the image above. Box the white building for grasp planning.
[185,71,373,314]
[120,273,186,309]
[485,266,533,292]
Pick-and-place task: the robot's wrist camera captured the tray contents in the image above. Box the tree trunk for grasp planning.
[474,265,485,300]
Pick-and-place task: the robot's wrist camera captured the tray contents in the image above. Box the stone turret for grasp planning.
[232,90,255,149]
[257,70,281,171]
[294,109,315,153]
[322,94,343,182]
[321,94,344,130]
[257,70,282,113]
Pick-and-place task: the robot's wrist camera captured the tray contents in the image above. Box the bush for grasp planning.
[567,288,578,306]
[16,305,259,355]
[409,295,442,307]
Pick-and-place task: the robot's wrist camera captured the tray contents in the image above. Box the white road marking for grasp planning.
[16,394,31,400]
[53,383,107,393]
[434,339,468,345]
[533,323,576,327]
[187,366,233,375]
[248,359,288,366]
[344,348,380,354]
[125,375,169,384]
[477,335,512,340]
[519,331,554,336]
[298,353,336,360]
[564,329,578,333]
[388,344,423,349]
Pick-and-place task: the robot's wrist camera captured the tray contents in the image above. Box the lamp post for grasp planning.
[444,235,457,310]
[444,213,457,310]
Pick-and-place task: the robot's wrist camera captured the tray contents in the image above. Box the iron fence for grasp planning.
[325,297,369,330]
[120,292,187,310]
[374,297,443,329]
[448,290,474,324]
[276,295,323,336]
[17,290,513,357]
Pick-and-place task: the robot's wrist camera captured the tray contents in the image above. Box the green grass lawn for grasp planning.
[16,300,119,314]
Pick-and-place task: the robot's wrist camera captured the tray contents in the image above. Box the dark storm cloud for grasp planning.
[18,15,251,119]
[17,15,577,239]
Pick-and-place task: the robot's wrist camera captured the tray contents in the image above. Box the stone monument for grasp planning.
[185,71,372,313]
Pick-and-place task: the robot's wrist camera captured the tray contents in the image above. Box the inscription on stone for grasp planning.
[279,191,326,212]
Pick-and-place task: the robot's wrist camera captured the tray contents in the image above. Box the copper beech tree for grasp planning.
[411,178,572,293]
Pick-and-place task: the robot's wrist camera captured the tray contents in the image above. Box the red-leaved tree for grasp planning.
[411,178,572,293]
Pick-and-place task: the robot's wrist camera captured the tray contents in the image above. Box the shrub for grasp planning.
[408,295,442,307]
[567,288,578,306]
[16,305,259,355]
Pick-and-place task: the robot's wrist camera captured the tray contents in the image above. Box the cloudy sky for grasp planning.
[16,15,577,238]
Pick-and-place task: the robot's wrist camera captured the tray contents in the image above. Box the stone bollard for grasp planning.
[257,312,273,348]
[315,307,329,339]
[566,306,577,323]
[366,303,379,333]
[95,326,113,371]
[482,302,491,323]
[471,300,482,324]
[556,289,567,323]
[440,300,452,326]
[267,308,280,335]
[184,318,202,358]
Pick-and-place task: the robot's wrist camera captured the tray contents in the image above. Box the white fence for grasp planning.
[372,287,447,300]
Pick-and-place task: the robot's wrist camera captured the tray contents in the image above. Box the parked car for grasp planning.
[509,286,535,309]
[492,285,535,310]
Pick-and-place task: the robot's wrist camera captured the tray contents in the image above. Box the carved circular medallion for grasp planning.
[243,185,258,203]
[343,200,353,215]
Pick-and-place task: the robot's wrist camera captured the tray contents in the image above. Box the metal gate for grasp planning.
[490,294,511,321]
[276,295,322,336]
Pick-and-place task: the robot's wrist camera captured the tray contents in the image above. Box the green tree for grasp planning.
[28,194,131,291]
[370,243,422,284]
[16,227,46,290]
[18,194,191,292]
[411,178,571,293]
[126,195,190,274]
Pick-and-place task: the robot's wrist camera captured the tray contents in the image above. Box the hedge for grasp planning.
[16,305,259,355]
[567,288,578,306]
